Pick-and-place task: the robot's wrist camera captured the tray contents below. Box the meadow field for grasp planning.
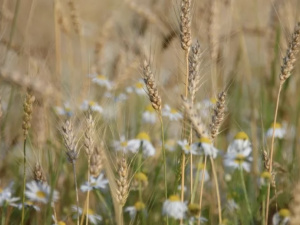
[0,0,300,224]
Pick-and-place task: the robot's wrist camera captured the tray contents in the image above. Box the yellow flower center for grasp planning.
[188,203,200,215]
[234,154,246,164]
[58,222,66,225]
[134,201,145,211]
[121,141,128,147]
[135,82,144,89]
[184,144,190,150]
[197,163,205,170]
[279,209,290,217]
[260,171,272,179]
[234,132,249,140]
[168,195,180,202]
[136,132,150,141]
[97,75,106,80]
[199,137,212,144]
[146,104,155,112]
[91,182,97,186]
[36,191,46,199]
[89,101,96,106]
[170,108,178,114]
[25,201,34,206]
[210,97,217,104]
[270,122,282,129]
[84,208,95,216]
[134,172,148,182]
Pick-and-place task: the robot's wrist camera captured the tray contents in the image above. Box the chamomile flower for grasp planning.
[25,180,59,204]
[188,216,208,225]
[112,136,132,153]
[197,163,210,182]
[0,182,19,207]
[125,201,146,220]
[178,139,199,155]
[162,105,183,121]
[80,100,103,113]
[131,172,148,190]
[272,209,290,225]
[187,203,208,224]
[142,105,157,124]
[90,74,113,89]
[191,137,218,158]
[162,195,188,220]
[80,173,109,192]
[55,102,72,117]
[165,139,177,152]
[17,201,40,211]
[227,132,252,155]
[127,132,156,157]
[126,80,146,95]
[259,171,272,187]
[266,122,286,139]
[72,205,102,224]
[226,198,239,212]
[223,147,252,172]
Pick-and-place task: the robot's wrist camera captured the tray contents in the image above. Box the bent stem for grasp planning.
[72,162,80,225]
[197,155,207,225]
[21,139,27,225]
[266,83,283,224]
[210,156,222,224]
[239,166,253,224]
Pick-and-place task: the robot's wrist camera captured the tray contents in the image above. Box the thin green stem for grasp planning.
[1,203,7,225]
[72,162,80,225]
[86,157,91,225]
[239,166,253,224]
[266,83,283,224]
[210,156,222,225]
[197,156,207,225]
[21,138,27,225]
[95,190,114,224]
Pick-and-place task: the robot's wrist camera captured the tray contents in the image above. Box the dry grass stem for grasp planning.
[290,183,300,225]
[68,0,81,35]
[33,162,46,183]
[90,146,103,177]
[180,0,192,51]
[208,0,219,62]
[61,120,79,164]
[84,114,95,157]
[22,92,35,139]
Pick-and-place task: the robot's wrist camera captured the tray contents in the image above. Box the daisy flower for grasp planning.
[165,139,177,152]
[0,182,19,207]
[90,74,113,90]
[178,139,199,155]
[226,198,239,212]
[162,105,183,121]
[17,200,40,211]
[131,172,148,190]
[142,105,157,124]
[187,203,208,224]
[54,102,72,117]
[72,205,102,224]
[223,147,252,172]
[259,171,272,187]
[162,195,188,220]
[227,131,252,155]
[197,163,210,182]
[127,132,156,157]
[80,100,103,113]
[272,209,290,225]
[25,180,59,204]
[266,122,286,139]
[112,136,132,153]
[80,173,109,192]
[126,80,147,96]
[124,201,146,220]
[191,137,218,158]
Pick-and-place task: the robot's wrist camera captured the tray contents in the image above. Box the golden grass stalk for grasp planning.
[210,91,226,140]
[90,147,103,177]
[142,60,162,112]
[33,162,46,183]
[266,22,300,225]
[83,113,95,225]
[67,0,81,35]
[21,91,35,225]
[208,0,219,63]
[61,120,80,225]
[290,183,300,225]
